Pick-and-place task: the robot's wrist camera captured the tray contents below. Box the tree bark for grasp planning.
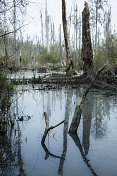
[69,66,105,134]
[62,0,75,75]
[81,2,93,74]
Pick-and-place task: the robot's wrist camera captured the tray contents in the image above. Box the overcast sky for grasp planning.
[23,0,117,40]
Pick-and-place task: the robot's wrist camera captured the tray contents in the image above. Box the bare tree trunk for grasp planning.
[4,32,8,67]
[78,16,82,60]
[3,0,8,67]
[69,66,105,134]
[75,4,78,51]
[52,23,55,45]
[41,112,64,144]
[95,3,98,51]
[45,0,49,53]
[40,11,44,46]
[13,0,19,69]
[81,2,93,74]
[59,24,63,67]
[62,0,75,75]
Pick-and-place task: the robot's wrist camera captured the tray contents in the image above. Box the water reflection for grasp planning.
[58,89,73,175]
[0,91,28,176]
[1,86,117,176]
[82,94,93,155]
[70,133,98,176]
[91,94,110,139]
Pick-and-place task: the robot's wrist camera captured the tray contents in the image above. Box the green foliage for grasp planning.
[93,34,117,69]
[0,69,13,92]
[72,50,83,70]
[39,50,60,64]
[22,53,29,66]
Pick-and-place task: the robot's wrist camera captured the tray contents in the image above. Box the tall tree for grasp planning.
[40,10,44,46]
[3,0,8,67]
[45,0,49,52]
[104,6,111,39]
[59,24,63,67]
[81,2,93,74]
[62,0,75,75]
[13,0,18,68]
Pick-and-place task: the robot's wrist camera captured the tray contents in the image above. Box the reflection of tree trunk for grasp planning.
[15,93,26,175]
[82,101,92,155]
[69,133,98,176]
[58,115,68,175]
[17,124,26,176]
[58,90,72,175]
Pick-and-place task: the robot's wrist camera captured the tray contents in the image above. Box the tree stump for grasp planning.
[81,2,93,74]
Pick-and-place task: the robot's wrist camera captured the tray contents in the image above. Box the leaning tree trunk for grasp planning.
[81,2,93,74]
[62,0,75,75]
[69,66,105,134]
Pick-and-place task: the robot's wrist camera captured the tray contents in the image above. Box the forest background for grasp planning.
[0,0,117,71]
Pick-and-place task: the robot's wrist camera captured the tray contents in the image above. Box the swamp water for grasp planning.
[0,85,117,176]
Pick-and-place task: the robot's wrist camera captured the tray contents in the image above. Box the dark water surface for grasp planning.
[0,85,117,176]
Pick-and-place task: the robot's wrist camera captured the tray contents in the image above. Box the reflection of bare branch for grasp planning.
[41,112,64,144]
[41,142,61,160]
[41,112,64,159]
[69,133,98,176]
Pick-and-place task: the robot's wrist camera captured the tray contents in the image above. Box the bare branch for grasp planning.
[0,25,27,38]
[41,112,64,159]
[41,119,64,144]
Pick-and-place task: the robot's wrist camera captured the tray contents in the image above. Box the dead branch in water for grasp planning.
[69,66,106,134]
[41,112,64,158]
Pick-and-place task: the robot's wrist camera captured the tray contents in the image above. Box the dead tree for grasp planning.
[81,2,93,74]
[69,66,105,134]
[45,0,49,53]
[62,0,75,75]
[41,112,64,148]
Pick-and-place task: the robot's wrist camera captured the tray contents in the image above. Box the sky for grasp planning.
[23,0,117,41]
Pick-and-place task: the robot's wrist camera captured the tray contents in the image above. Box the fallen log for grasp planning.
[69,66,106,134]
